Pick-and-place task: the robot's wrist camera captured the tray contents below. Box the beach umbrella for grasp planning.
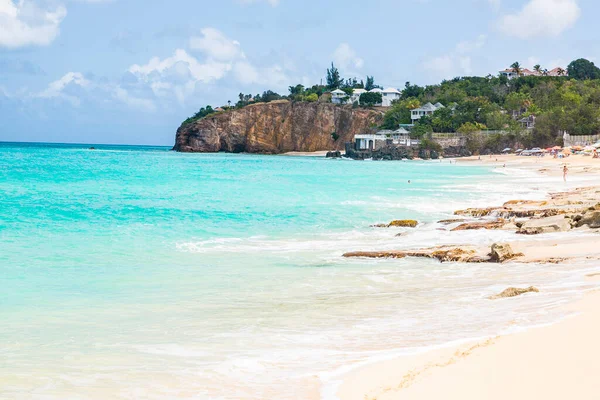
[572,145,584,151]
[552,146,562,150]
[502,148,512,153]
[516,149,523,153]
[593,142,600,148]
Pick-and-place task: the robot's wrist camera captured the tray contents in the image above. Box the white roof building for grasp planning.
[330,86,400,106]
[381,87,402,107]
[353,126,419,151]
[410,102,445,122]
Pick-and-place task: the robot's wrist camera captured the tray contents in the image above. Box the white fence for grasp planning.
[563,132,600,147]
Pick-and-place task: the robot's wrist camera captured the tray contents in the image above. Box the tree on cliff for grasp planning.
[326,63,343,89]
[401,82,424,99]
[510,61,522,76]
[567,58,600,80]
[365,76,380,91]
[359,92,383,107]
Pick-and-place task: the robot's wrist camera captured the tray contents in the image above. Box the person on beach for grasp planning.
[563,165,569,182]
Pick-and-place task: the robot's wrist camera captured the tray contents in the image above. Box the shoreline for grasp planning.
[332,153,600,400]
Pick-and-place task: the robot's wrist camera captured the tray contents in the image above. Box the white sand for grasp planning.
[335,154,600,400]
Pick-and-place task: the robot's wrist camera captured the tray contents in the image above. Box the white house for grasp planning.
[350,88,367,104]
[499,67,567,79]
[410,102,445,123]
[331,89,347,104]
[330,86,401,106]
[354,127,419,151]
[381,87,402,107]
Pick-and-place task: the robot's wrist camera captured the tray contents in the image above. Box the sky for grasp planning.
[0,0,598,145]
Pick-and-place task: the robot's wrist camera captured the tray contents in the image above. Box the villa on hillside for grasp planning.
[499,67,567,79]
[518,115,536,130]
[410,102,445,123]
[330,87,402,106]
[353,127,419,151]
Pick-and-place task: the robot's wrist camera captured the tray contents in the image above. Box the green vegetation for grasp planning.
[181,105,216,125]
[359,92,383,107]
[381,58,600,148]
[567,59,600,80]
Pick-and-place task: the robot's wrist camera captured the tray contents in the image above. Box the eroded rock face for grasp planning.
[173,101,385,153]
[518,215,572,235]
[489,286,539,300]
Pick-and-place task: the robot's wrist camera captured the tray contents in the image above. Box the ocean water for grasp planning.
[1,142,598,399]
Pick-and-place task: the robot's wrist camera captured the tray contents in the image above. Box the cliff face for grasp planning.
[173,100,385,153]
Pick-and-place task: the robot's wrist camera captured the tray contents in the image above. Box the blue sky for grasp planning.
[0,0,597,145]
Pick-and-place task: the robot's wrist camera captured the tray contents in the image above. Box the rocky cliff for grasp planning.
[173,100,385,153]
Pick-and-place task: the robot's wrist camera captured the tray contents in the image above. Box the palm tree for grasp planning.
[533,64,542,75]
[227,100,231,108]
[510,62,522,76]
[543,69,549,76]
[557,68,566,76]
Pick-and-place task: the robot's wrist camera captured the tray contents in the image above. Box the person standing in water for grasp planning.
[563,165,569,182]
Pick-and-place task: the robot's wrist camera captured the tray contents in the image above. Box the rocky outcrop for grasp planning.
[517,215,572,235]
[388,220,419,228]
[372,220,419,228]
[451,219,508,231]
[576,210,600,228]
[489,286,539,300]
[173,100,385,153]
[489,243,523,263]
[438,218,465,225]
[343,245,489,263]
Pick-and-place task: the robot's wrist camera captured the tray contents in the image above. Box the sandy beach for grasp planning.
[335,153,600,400]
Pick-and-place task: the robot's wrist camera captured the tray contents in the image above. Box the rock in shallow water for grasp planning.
[489,286,539,300]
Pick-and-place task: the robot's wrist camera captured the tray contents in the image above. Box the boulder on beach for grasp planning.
[489,243,523,263]
[518,215,572,235]
[576,210,600,229]
[451,219,507,231]
[489,286,539,300]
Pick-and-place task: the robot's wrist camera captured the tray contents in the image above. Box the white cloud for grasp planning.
[129,48,233,84]
[37,72,90,106]
[332,43,364,71]
[239,0,280,6]
[189,28,244,62]
[113,87,156,112]
[488,0,501,11]
[424,34,485,79]
[129,28,292,105]
[497,0,580,39]
[0,0,67,48]
[456,34,487,54]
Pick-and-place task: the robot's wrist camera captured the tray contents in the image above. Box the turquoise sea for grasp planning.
[1,142,598,399]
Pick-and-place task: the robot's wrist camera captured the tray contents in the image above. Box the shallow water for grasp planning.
[1,142,598,399]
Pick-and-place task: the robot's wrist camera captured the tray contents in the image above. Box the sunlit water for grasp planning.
[1,142,598,399]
